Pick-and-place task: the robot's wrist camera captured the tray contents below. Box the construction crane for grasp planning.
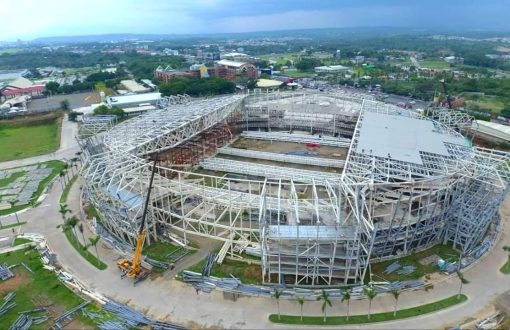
[440,79,453,109]
[117,158,158,284]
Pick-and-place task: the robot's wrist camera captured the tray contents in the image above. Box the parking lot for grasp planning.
[27,92,100,113]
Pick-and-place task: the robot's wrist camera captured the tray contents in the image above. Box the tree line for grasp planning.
[159,77,236,97]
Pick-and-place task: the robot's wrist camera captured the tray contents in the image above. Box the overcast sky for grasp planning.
[1,0,510,40]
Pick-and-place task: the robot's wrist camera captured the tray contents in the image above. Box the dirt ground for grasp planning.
[63,319,94,330]
[231,137,347,160]
[0,268,30,294]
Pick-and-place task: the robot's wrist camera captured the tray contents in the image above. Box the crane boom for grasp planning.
[117,158,158,282]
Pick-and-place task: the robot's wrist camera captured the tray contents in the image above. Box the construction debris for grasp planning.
[100,299,184,329]
[203,252,216,276]
[20,262,33,274]
[384,261,400,274]
[9,309,48,330]
[9,314,33,330]
[0,262,14,280]
[0,292,16,317]
[397,266,416,275]
[98,320,130,330]
[52,300,91,329]
[183,270,426,300]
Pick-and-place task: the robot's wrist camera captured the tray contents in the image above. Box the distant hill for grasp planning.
[31,27,510,44]
[30,27,426,44]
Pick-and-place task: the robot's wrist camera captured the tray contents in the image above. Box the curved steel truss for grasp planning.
[80,91,510,286]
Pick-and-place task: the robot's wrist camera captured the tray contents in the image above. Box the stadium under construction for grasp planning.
[79,91,510,286]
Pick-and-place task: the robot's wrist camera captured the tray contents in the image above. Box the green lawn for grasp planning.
[187,257,262,284]
[0,171,26,189]
[84,203,101,221]
[370,244,459,282]
[269,294,467,325]
[62,228,107,270]
[144,241,182,261]
[13,237,31,245]
[0,160,65,216]
[464,97,505,115]
[284,70,316,78]
[500,255,510,274]
[419,59,451,69]
[0,117,61,162]
[59,174,78,204]
[0,248,107,328]
[0,221,27,230]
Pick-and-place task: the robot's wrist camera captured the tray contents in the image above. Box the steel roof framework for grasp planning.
[80,91,510,286]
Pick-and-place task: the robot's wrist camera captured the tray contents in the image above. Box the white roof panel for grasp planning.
[356,111,468,165]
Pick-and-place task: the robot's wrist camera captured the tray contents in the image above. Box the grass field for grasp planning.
[464,97,505,115]
[284,70,316,78]
[59,174,78,204]
[0,115,62,162]
[187,257,262,284]
[269,294,467,325]
[144,241,182,261]
[370,244,459,282]
[500,255,510,274]
[0,171,25,188]
[419,59,451,69]
[0,221,27,230]
[0,248,108,328]
[0,160,65,216]
[62,227,107,270]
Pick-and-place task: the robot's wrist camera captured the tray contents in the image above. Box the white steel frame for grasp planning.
[80,91,510,286]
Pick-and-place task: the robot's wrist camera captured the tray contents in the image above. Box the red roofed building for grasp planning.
[0,77,45,100]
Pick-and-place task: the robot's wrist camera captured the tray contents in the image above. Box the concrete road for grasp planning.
[0,114,80,170]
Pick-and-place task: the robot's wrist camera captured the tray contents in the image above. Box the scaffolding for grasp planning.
[80,91,510,286]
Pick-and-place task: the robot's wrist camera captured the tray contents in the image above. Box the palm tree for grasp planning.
[390,288,400,317]
[66,216,78,238]
[78,223,86,245]
[58,203,71,220]
[71,157,80,173]
[88,236,101,264]
[75,151,83,164]
[63,163,70,182]
[68,160,75,176]
[456,270,469,299]
[317,289,332,323]
[296,296,305,321]
[273,289,282,320]
[341,289,351,321]
[58,171,65,189]
[364,287,377,320]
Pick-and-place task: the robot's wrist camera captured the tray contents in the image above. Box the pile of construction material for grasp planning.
[397,266,416,275]
[53,301,91,329]
[100,299,185,330]
[202,252,216,276]
[383,262,416,276]
[0,292,16,317]
[0,263,14,280]
[9,308,48,330]
[182,271,426,299]
[14,234,186,330]
[384,261,401,274]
